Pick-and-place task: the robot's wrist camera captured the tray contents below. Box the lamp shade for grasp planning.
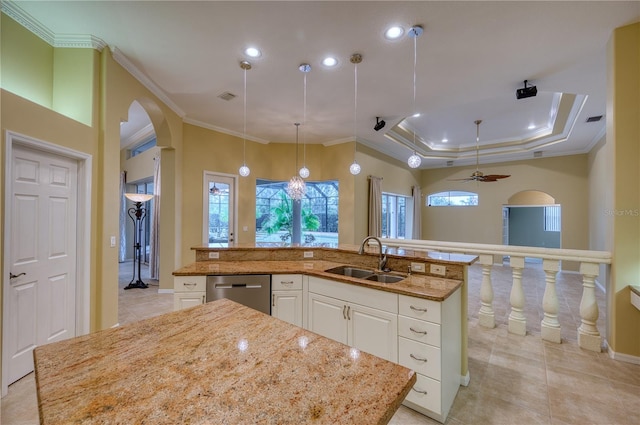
[125,193,153,203]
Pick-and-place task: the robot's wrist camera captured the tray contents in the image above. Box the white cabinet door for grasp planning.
[174,292,205,310]
[308,292,348,344]
[272,290,303,327]
[349,303,398,362]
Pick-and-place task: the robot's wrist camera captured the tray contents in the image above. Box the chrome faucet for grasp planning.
[358,236,389,271]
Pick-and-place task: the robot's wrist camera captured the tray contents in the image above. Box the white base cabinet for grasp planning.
[173,276,206,311]
[398,290,461,423]
[307,277,398,362]
[271,274,303,327]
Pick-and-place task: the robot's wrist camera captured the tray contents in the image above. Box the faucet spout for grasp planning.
[358,236,389,271]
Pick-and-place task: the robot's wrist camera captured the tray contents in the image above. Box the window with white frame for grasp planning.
[427,191,478,206]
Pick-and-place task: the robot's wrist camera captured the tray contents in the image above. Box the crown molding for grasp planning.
[1,1,106,50]
[121,123,155,149]
[111,47,185,120]
[183,117,270,144]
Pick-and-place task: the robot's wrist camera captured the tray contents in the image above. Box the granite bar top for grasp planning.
[34,299,416,425]
[174,260,463,302]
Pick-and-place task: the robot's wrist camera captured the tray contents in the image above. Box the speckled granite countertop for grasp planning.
[174,260,463,301]
[34,299,416,425]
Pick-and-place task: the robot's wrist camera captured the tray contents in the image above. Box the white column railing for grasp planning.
[382,238,611,352]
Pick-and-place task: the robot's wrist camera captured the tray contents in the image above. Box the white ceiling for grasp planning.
[7,1,640,169]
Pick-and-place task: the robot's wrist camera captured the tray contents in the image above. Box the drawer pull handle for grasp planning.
[183,282,197,288]
[346,306,351,320]
[272,294,275,307]
[410,354,428,363]
[343,305,347,320]
[202,295,206,303]
[280,281,294,285]
[409,305,428,312]
[409,327,427,335]
[411,388,428,395]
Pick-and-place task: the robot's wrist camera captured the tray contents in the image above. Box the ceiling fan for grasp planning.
[450,120,510,183]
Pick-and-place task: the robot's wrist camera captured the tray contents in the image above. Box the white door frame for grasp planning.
[202,171,238,246]
[2,131,92,396]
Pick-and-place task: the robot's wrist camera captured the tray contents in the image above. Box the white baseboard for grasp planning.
[111,322,120,328]
[460,371,470,386]
[158,289,174,294]
[605,340,640,365]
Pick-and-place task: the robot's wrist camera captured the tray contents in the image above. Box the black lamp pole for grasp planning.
[124,200,149,290]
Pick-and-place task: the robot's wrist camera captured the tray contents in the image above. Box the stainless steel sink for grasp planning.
[324,265,374,279]
[365,274,405,284]
[324,265,405,284]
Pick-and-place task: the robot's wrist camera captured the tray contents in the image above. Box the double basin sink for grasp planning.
[324,265,405,284]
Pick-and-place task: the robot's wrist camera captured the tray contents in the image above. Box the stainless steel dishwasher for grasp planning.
[206,275,271,314]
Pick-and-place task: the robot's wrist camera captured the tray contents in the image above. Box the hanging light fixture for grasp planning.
[349,53,362,175]
[298,63,311,179]
[238,60,251,177]
[407,25,423,169]
[287,123,306,200]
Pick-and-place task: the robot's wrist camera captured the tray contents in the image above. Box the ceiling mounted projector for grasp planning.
[516,80,537,99]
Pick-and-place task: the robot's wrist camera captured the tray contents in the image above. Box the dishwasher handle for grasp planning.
[214,283,264,289]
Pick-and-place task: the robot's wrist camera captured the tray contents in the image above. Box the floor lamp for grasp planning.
[124,193,154,290]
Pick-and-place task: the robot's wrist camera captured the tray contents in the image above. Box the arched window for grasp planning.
[427,191,478,206]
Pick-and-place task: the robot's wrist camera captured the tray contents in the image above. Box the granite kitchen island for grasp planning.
[33,298,416,424]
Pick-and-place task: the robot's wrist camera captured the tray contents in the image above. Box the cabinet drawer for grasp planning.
[398,337,441,381]
[403,373,442,415]
[272,274,303,290]
[399,294,441,323]
[174,275,206,292]
[398,316,441,347]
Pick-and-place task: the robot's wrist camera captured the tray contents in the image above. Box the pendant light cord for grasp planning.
[303,73,307,166]
[412,33,417,151]
[243,67,247,163]
[354,61,358,156]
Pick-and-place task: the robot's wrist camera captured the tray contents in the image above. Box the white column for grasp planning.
[578,262,602,352]
[508,256,526,336]
[541,259,561,343]
[478,254,495,328]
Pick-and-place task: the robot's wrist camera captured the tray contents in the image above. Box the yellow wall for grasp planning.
[607,22,640,358]
[421,155,589,260]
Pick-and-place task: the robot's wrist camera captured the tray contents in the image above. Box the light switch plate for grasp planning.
[430,264,446,276]
[110,236,116,248]
[303,251,314,258]
[411,262,425,272]
[208,252,220,259]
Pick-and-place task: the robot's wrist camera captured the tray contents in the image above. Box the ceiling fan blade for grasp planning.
[479,174,511,182]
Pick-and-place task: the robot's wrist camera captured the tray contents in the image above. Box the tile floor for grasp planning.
[2,262,639,424]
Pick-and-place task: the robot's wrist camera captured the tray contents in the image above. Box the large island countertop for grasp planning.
[34,299,416,424]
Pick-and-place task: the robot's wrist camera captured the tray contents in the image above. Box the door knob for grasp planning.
[10,272,26,279]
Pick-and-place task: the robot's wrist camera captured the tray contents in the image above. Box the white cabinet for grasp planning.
[173,276,206,311]
[271,274,303,327]
[398,289,461,423]
[307,277,398,362]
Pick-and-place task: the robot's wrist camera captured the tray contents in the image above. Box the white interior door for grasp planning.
[4,145,78,385]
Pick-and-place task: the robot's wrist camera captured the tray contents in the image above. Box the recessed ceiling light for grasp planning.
[412,113,421,118]
[322,57,338,67]
[442,138,448,143]
[244,47,261,58]
[385,26,404,40]
[528,124,536,130]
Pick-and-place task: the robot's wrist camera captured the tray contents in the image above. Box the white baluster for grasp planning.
[541,259,561,343]
[508,256,526,335]
[578,262,602,352]
[478,254,495,328]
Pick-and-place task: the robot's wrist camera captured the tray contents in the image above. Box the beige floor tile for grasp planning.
[548,387,633,425]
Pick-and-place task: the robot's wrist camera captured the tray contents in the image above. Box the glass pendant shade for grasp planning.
[299,166,310,179]
[408,153,422,168]
[239,164,250,177]
[350,161,361,175]
[287,175,306,201]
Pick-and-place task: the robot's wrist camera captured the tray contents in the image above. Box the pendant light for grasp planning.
[287,123,306,200]
[349,53,362,175]
[238,60,251,177]
[407,25,423,169]
[298,63,311,179]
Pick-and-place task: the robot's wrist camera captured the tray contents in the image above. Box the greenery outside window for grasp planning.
[427,191,478,206]
[256,179,339,245]
[382,193,411,239]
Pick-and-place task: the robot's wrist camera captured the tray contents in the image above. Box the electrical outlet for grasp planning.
[303,251,314,258]
[410,262,425,272]
[430,264,446,276]
[208,251,220,259]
